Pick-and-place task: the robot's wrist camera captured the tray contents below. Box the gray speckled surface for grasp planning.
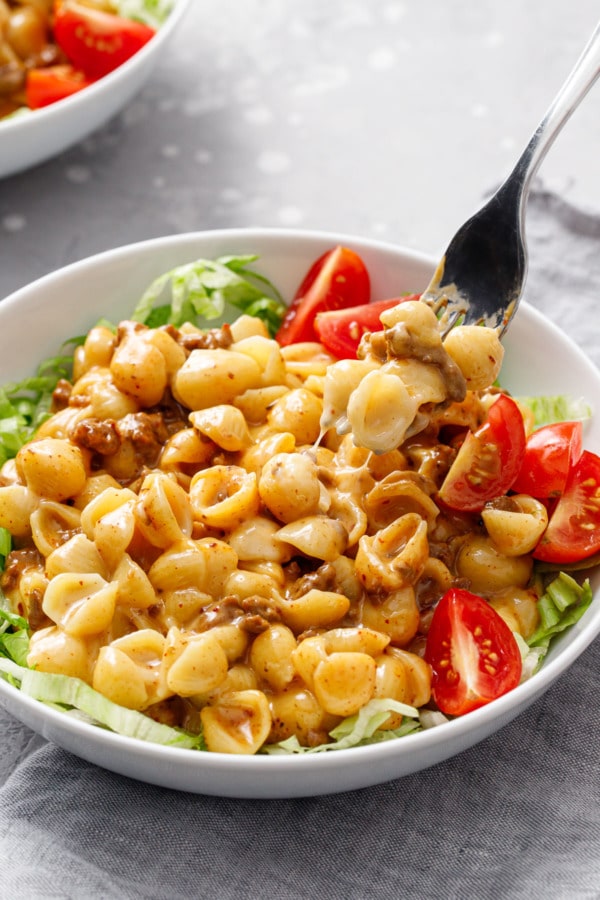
[1,0,599,297]
[1,2,600,897]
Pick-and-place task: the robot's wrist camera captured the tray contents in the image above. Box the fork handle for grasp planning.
[505,20,600,204]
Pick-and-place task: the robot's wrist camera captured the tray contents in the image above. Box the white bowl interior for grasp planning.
[0,228,598,798]
[0,0,191,179]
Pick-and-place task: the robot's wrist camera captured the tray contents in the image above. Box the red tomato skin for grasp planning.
[438,394,527,512]
[424,588,523,716]
[533,450,600,564]
[314,295,421,359]
[25,65,93,109]
[53,1,156,80]
[275,246,370,346]
[511,421,583,498]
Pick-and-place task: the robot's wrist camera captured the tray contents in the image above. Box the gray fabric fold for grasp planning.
[525,189,600,370]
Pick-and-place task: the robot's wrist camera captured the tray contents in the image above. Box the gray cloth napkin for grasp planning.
[1,190,599,900]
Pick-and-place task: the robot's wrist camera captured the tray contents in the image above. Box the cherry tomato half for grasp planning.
[438,393,526,512]
[314,295,421,359]
[424,588,523,716]
[511,421,583,498]
[275,246,370,346]
[533,449,600,564]
[53,1,156,80]
[25,64,93,109]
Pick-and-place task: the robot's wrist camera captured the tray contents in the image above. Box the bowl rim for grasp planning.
[1,226,436,306]
[0,226,598,785]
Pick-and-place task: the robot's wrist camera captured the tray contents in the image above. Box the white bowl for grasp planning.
[0,228,599,798]
[0,0,191,179]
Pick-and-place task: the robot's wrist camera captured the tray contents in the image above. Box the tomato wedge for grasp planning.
[314,295,421,359]
[533,450,600,564]
[275,246,370,346]
[438,393,526,512]
[53,1,156,80]
[511,421,583,498]
[26,65,93,109]
[424,588,522,716]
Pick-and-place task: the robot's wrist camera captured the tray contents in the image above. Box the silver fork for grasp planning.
[420,20,600,336]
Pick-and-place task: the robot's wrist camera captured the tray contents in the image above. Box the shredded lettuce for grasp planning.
[114,0,175,28]
[1,603,423,754]
[131,255,287,336]
[418,708,449,729]
[513,632,547,681]
[0,528,10,570]
[0,630,29,668]
[0,607,29,668]
[0,656,204,749]
[527,572,593,653]
[262,698,421,754]
[0,347,77,464]
[0,612,203,748]
[0,254,285,471]
[517,394,592,428]
[0,606,422,754]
